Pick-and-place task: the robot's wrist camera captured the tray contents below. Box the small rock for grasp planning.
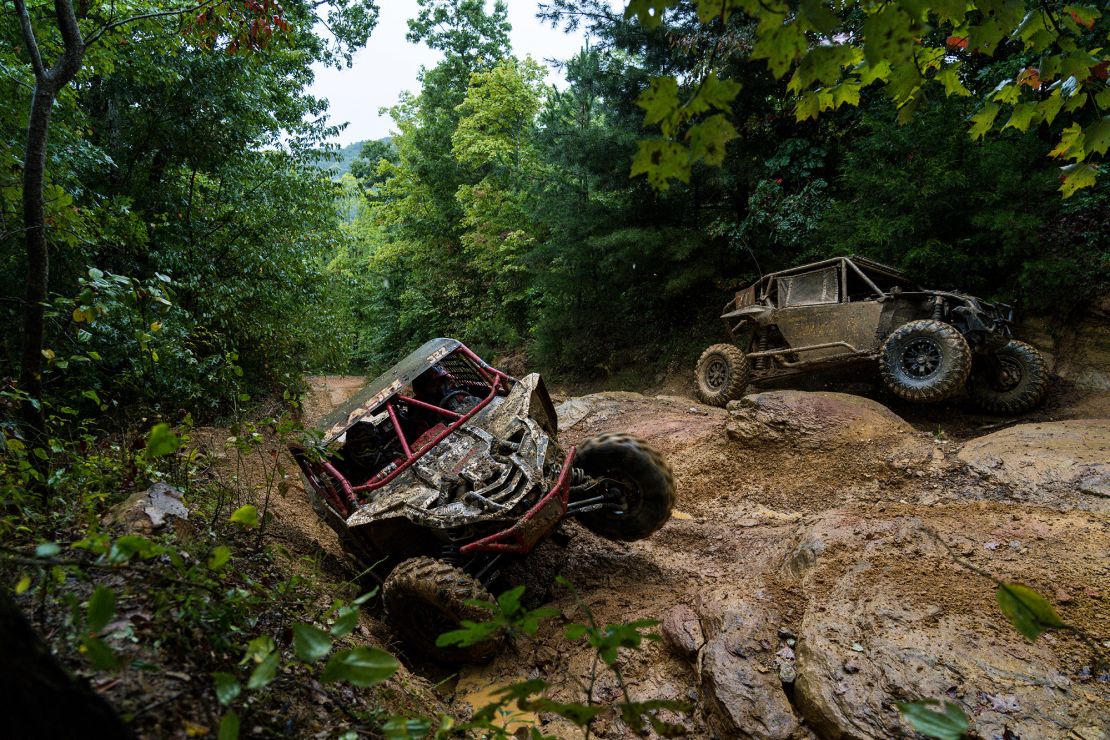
[660,604,704,660]
[778,627,796,640]
[778,662,797,684]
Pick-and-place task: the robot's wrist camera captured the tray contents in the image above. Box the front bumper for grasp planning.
[459,447,577,555]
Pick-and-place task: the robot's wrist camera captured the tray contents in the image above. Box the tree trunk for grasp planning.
[0,590,136,739]
[19,85,58,439]
[14,0,86,442]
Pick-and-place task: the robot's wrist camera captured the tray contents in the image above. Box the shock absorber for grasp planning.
[755,327,770,371]
[932,296,944,321]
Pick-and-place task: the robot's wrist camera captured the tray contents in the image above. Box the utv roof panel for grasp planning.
[316,337,463,442]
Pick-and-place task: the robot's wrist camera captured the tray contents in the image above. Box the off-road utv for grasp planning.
[290,339,674,662]
[695,256,1049,413]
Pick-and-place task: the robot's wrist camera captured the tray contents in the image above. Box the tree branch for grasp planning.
[13,0,46,80]
[84,0,221,47]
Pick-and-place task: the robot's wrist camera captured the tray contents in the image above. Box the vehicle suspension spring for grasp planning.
[932,297,944,321]
[755,327,770,371]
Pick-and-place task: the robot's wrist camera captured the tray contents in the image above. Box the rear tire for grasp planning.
[572,434,674,541]
[383,557,504,663]
[695,343,751,407]
[969,340,1049,415]
[879,320,971,403]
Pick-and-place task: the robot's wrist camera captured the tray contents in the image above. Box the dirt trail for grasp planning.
[286,375,1110,738]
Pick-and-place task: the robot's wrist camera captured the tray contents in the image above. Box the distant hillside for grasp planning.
[315,138,391,179]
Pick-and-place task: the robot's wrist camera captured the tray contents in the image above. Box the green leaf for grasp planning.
[207,545,232,571]
[108,534,156,564]
[243,635,276,665]
[212,672,241,706]
[896,700,970,740]
[696,73,742,112]
[35,542,60,558]
[996,582,1066,639]
[564,623,589,641]
[330,605,359,637]
[1003,102,1038,132]
[935,66,971,97]
[87,586,116,633]
[143,423,182,459]
[15,575,31,594]
[293,623,333,662]
[625,0,674,29]
[687,114,738,166]
[83,637,120,671]
[1084,116,1110,156]
[969,103,1000,139]
[229,505,259,528]
[321,647,399,687]
[382,717,433,739]
[630,140,690,190]
[636,77,680,135]
[218,711,240,740]
[799,0,840,33]
[1058,163,1099,198]
[247,650,280,690]
[1049,123,1085,160]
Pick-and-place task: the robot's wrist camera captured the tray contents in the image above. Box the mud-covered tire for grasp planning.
[383,557,504,663]
[695,343,751,407]
[969,340,1050,415]
[572,434,675,541]
[879,320,972,403]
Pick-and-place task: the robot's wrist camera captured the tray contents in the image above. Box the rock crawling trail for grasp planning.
[292,375,1109,739]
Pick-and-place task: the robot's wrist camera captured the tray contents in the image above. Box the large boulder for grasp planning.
[725,391,915,451]
[787,509,1110,739]
[695,592,801,740]
[957,420,1110,511]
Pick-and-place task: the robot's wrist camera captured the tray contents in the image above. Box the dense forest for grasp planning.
[1,0,1108,737]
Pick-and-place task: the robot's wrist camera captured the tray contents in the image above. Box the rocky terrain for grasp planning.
[290,361,1110,739]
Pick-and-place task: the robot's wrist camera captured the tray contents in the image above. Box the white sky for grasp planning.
[310,1,613,146]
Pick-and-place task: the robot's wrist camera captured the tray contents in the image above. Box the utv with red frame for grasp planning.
[695,256,1049,413]
[291,339,674,662]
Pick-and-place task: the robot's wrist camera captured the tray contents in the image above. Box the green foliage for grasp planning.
[321,647,400,687]
[896,700,971,740]
[620,0,1110,195]
[229,505,260,529]
[996,582,1067,640]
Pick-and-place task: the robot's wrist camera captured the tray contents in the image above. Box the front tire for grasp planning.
[382,557,504,663]
[572,434,675,541]
[969,340,1049,415]
[879,320,972,403]
[695,343,751,407]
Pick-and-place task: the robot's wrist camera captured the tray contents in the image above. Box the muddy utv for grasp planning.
[695,256,1049,413]
[290,339,674,662]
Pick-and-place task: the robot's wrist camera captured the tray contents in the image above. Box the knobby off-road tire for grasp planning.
[383,557,504,664]
[879,320,972,403]
[969,340,1050,415]
[695,343,751,407]
[573,433,675,541]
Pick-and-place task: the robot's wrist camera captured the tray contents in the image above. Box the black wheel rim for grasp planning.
[901,337,942,379]
[989,355,1023,391]
[597,470,642,521]
[706,358,729,390]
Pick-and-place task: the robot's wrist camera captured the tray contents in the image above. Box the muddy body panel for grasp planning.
[710,255,1019,387]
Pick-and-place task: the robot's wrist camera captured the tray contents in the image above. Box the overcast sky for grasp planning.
[309,1,615,146]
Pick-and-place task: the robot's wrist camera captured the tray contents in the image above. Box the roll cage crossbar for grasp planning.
[315,343,515,512]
